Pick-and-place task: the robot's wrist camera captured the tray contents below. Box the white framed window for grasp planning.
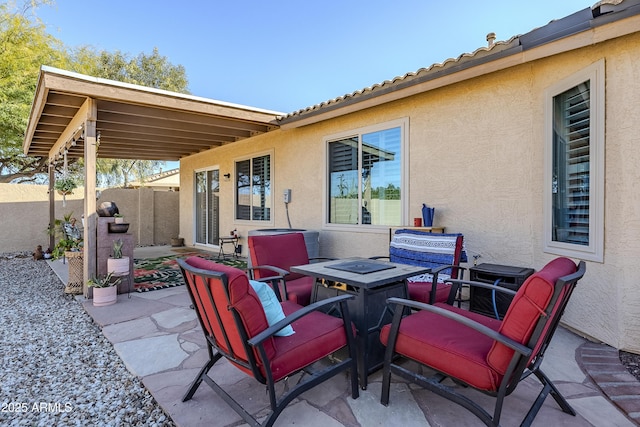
[324,118,408,229]
[544,60,604,262]
[235,151,272,222]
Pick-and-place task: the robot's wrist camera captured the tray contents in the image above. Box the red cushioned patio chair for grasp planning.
[248,232,331,306]
[380,257,586,426]
[375,229,466,305]
[178,256,359,427]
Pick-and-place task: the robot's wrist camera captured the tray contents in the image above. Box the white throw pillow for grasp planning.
[249,280,295,336]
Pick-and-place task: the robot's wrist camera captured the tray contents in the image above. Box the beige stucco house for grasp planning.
[22,0,640,354]
[179,1,640,354]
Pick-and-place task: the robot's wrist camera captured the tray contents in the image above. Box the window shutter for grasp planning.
[252,155,270,221]
[553,82,590,245]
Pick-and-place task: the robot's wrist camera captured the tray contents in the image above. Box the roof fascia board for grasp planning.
[591,3,640,41]
[23,70,49,154]
[40,67,282,124]
[519,8,592,49]
[280,4,640,130]
[523,9,640,62]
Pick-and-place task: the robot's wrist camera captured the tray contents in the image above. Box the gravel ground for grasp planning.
[620,350,640,381]
[0,252,175,427]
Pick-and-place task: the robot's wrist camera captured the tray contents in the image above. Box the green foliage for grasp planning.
[70,47,189,93]
[53,176,77,193]
[51,238,81,259]
[0,0,69,183]
[0,1,189,184]
[87,271,121,288]
[49,211,82,258]
[371,183,401,200]
[94,158,165,188]
[112,239,123,259]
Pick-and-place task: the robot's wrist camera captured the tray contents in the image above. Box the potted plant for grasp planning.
[54,176,78,195]
[113,213,125,224]
[49,212,83,259]
[88,272,121,306]
[107,238,129,276]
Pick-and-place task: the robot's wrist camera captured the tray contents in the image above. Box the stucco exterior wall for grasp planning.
[0,183,84,252]
[179,32,640,353]
[0,184,179,251]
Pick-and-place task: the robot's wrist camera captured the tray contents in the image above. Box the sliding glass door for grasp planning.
[195,169,219,245]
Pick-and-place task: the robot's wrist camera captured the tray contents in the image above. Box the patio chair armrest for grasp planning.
[248,294,355,347]
[408,265,464,305]
[431,264,465,276]
[249,264,290,277]
[253,275,288,301]
[385,297,531,357]
[445,279,518,296]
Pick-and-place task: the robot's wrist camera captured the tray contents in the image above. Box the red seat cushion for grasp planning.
[249,233,313,305]
[282,276,314,306]
[381,257,577,391]
[433,303,502,330]
[184,257,276,371]
[407,281,451,304]
[185,256,348,382]
[269,302,348,381]
[380,310,502,391]
[486,257,576,374]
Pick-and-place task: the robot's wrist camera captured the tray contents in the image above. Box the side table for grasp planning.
[469,263,535,319]
[218,236,239,259]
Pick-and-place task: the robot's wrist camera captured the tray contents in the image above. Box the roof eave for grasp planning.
[279,2,640,129]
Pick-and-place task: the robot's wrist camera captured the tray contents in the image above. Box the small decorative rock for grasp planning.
[0,253,175,426]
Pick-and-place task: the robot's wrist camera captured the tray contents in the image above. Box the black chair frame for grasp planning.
[381,261,586,427]
[178,259,359,427]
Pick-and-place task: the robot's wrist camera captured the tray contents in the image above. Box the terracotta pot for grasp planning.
[93,286,117,306]
[107,256,129,275]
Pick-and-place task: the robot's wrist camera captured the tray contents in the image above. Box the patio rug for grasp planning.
[134,252,247,292]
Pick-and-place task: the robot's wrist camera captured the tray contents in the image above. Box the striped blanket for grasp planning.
[389,230,464,283]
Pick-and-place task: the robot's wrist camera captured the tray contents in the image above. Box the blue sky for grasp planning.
[37,1,591,113]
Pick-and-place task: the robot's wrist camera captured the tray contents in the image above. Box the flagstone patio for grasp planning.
[47,246,638,426]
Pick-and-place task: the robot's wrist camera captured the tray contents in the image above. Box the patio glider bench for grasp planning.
[178,256,359,427]
[374,229,466,305]
[380,257,586,426]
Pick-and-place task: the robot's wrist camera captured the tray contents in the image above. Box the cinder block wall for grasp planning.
[0,184,179,252]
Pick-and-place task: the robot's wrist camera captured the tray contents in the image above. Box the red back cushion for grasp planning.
[184,257,276,366]
[486,257,576,375]
[248,233,309,281]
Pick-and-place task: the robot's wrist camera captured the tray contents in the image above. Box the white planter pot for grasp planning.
[93,286,117,306]
[107,256,130,276]
[114,217,124,224]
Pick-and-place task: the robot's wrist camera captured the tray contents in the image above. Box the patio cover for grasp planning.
[24,66,282,161]
[22,66,282,293]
